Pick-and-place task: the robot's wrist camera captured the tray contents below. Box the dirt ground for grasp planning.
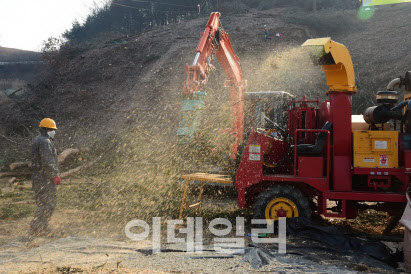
[0,179,406,273]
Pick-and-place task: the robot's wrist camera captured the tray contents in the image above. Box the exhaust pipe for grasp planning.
[387,78,401,91]
[386,71,411,91]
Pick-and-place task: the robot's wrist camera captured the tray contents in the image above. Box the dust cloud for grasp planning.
[247,46,327,99]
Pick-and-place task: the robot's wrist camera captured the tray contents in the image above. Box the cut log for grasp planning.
[58,148,80,163]
[9,161,31,171]
[60,158,99,179]
[7,177,16,186]
[60,166,83,178]
[0,172,31,178]
[8,148,80,171]
[1,153,96,179]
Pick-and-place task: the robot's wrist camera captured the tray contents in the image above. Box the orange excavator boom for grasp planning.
[178,12,245,159]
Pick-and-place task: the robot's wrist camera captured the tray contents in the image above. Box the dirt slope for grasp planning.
[1,5,410,163]
[333,3,411,113]
[0,8,315,161]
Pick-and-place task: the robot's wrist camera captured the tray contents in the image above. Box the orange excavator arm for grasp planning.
[179,12,245,159]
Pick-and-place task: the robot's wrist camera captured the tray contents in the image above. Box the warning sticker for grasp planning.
[363,157,375,163]
[249,145,261,153]
[380,155,388,166]
[375,141,387,150]
[249,145,261,161]
[249,153,261,161]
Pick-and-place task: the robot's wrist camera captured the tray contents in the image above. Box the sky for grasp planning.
[0,0,109,52]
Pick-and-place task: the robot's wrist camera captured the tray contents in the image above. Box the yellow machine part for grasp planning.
[265,197,299,222]
[404,94,411,101]
[352,115,390,131]
[361,0,411,7]
[353,131,399,168]
[302,37,357,93]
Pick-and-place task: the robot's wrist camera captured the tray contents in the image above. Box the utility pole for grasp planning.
[313,0,317,13]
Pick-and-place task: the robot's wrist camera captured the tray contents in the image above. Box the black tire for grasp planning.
[253,184,312,221]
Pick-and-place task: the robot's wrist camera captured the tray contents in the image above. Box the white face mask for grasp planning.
[48,130,56,139]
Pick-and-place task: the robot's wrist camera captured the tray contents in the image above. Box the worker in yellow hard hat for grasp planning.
[264,25,271,41]
[30,118,60,236]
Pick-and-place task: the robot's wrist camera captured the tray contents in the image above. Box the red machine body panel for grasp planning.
[298,157,324,178]
[404,150,411,173]
[329,93,353,191]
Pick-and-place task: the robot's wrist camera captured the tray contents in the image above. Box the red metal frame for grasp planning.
[235,129,331,208]
[234,97,410,219]
[367,175,391,190]
[287,96,320,144]
[293,129,331,180]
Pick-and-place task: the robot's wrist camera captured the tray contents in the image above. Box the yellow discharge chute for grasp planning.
[302,37,357,93]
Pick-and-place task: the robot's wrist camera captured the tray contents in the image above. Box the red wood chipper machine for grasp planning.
[178,13,411,226]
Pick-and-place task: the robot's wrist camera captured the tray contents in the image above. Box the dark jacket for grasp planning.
[31,128,59,190]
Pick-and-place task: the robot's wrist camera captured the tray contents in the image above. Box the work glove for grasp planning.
[53,176,61,185]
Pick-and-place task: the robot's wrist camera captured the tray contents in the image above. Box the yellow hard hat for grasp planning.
[39,118,57,129]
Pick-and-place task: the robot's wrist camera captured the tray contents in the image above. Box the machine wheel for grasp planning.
[253,184,312,222]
